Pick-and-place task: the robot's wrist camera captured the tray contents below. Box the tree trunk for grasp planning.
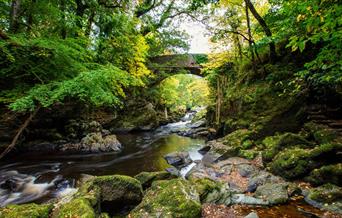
[0,106,40,159]
[60,0,67,39]
[245,2,256,71]
[26,0,36,33]
[164,107,168,120]
[9,0,21,33]
[244,0,276,62]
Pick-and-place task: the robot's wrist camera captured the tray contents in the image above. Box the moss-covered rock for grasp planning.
[262,132,312,162]
[304,122,340,144]
[190,178,231,204]
[134,171,176,189]
[129,179,201,218]
[269,143,342,180]
[0,203,52,218]
[219,129,255,147]
[90,175,143,203]
[54,175,143,218]
[305,184,342,214]
[56,197,96,218]
[305,164,342,186]
[255,183,289,205]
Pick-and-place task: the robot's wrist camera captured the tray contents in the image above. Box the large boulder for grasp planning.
[60,133,122,153]
[255,183,289,205]
[129,179,201,218]
[269,143,342,180]
[88,175,143,204]
[0,203,52,218]
[80,133,122,152]
[305,184,342,214]
[54,175,143,218]
[262,132,313,162]
[305,163,342,186]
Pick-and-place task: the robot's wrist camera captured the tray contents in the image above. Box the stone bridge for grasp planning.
[148,54,203,84]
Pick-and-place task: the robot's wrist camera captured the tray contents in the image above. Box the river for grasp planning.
[0,111,205,207]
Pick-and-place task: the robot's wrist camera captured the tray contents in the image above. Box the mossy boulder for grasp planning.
[219,129,255,148]
[255,183,289,205]
[304,122,340,144]
[305,164,342,186]
[0,203,52,218]
[305,184,342,214]
[129,179,201,218]
[134,171,176,189]
[89,175,143,203]
[190,178,231,204]
[54,175,143,218]
[56,197,96,218]
[262,132,312,162]
[269,143,342,179]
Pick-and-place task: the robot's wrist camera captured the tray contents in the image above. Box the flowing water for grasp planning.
[0,111,205,207]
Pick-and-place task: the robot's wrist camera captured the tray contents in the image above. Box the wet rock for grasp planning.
[305,184,342,214]
[246,171,284,193]
[255,183,289,205]
[60,133,122,153]
[191,178,231,205]
[188,120,206,128]
[80,133,122,152]
[130,179,201,218]
[134,171,176,189]
[198,146,211,155]
[0,203,53,218]
[231,194,269,205]
[245,212,259,218]
[236,164,258,178]
[164,151,192,168]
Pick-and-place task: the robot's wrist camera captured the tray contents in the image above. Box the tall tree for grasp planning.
[244,0,276,62]
[9,0,21,33]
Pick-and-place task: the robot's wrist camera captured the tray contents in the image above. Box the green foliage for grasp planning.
[10,65,136,112]
[272,0,342,86]
[152,74,210,112]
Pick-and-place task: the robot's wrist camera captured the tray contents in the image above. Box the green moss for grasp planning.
[56,197,96,218]
[220,129,254,147]
[307,184,342,203]
[304,122,339,144]
[269,148,315,179]
[239,149,258,160]
[134,171,176,189]
[305,164,342,186]
[90,175,143,203]
[190,178,231,204]
[262,133,312,162]
[130,179,201,218]
[269,143,342,180]
[0,203,52,218]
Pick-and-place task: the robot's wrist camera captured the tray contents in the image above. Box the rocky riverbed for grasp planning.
[1,144,341,218]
